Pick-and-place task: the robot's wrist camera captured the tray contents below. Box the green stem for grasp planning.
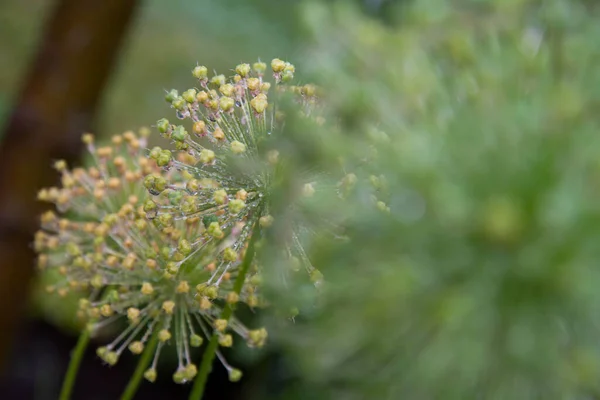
[189,214,263,400]
[59,328,91,400]
[121,327,161,400]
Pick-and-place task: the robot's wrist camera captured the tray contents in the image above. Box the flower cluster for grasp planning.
[35,59,324,384]
[144,59,325,292]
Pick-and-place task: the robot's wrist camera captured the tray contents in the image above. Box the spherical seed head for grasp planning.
[129,341,144,354]
[144,368,157,383]
[158,329,172,342]
[189,333,204,347]
[228,368,243,382]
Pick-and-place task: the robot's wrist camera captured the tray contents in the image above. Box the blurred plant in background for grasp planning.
[263,1,600,399]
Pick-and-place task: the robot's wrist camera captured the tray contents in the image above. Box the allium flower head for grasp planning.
[145,59,325,294]
[36,130,263,383]
[36,60,326,385]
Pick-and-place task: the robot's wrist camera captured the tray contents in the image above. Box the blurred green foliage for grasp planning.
[266,1,600,399]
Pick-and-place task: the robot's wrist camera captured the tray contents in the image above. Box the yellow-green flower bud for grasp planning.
[230,140,246,154]
[171,125,188,142]
[228,199,245,214]
[223,247,238,262]
[144,368,157,383]
[218,334,233,347]
[271,58,286,73]
[199,149,215,164]
[213,189,227,204]
[210,74,226,86]
[235,63,251,77]
[171,97,186,111]
[182,89,197,103]
[253,61,266,74]
[165,89,178,103]
[229,368,243,382]
[192,65,208,80]
[190,334,203,347]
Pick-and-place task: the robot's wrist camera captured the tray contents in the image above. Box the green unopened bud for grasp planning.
[173,368,186,384]
[205,285,218,299]
[178,239,192,256]
[149,146,162,160]
[207,221,223,238]
[185,364,197,380]
[171,126,188,142]
[223,247,238,262]
[165,89,178,103]
[143,199,157,213]
[172,97,185,111]
[228,368,243,382]
[103,351,119,366]
[190,334,204,347]
[144,368,157,382]
[168,190,183,205]
[157,213,173,228]
[156,118,170,134]
[157,150,172,167]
